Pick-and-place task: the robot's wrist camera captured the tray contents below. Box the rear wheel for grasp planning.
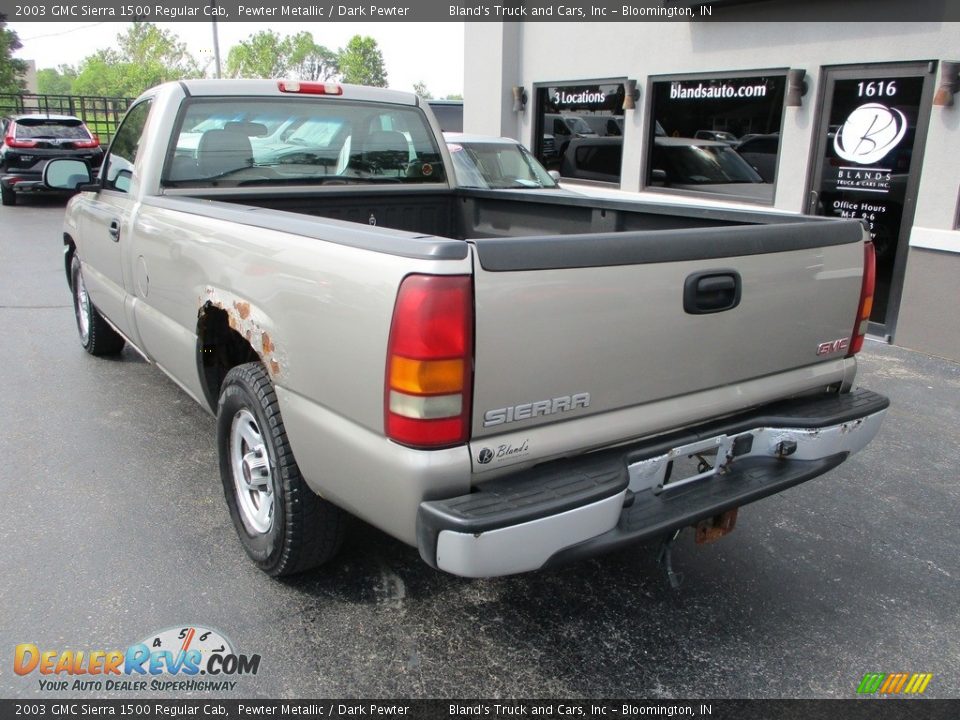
[0,184,15,206]
[70,255,124,355]
[217,362,345,576]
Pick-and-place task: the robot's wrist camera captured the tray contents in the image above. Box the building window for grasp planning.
[533,80,626,184]
[645,72,787,203]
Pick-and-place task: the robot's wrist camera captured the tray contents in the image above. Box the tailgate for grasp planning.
[469,219,866,448]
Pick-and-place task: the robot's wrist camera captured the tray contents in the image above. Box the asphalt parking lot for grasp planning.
[1,197,958,700]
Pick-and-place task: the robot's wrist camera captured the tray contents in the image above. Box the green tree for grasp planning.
[226,30,288,79]
[0,15,28,94]
[72,23,200,97]
[37,65,78,95]
[284,32,338,81]
[225,31,338,81]
[412,81,433,99]
[445,93,464,101]
[337,36,387,88]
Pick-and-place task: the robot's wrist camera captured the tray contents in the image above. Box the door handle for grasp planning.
[108,219,120,242]
[684,270,742,314]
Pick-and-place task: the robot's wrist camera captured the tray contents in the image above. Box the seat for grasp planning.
[197,130,253,178]
[167,155,199,182]
[359,131,410,175]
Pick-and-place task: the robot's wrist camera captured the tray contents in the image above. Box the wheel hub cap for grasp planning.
[230,409,274,534]
[75,271,90,345]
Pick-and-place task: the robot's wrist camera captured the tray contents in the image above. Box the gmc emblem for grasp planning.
[817,338,850,356]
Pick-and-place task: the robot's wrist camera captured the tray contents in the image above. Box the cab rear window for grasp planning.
[163,97,446,187]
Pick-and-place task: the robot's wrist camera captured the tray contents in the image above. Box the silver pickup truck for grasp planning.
[46,80,888,579]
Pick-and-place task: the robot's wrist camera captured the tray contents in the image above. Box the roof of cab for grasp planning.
[167,79,419,106]
[443,132,523,145]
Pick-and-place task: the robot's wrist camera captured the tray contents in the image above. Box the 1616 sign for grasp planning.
[818,75,923,260]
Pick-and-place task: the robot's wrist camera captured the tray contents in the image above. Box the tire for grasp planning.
[1,184,15,206]
[70,255,125,355]
[217,362,345,576]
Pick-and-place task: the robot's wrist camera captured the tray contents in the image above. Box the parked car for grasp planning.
[1,114,102,206]
[735,133,780,183]
[444,132,559,189]
[579,114,624,137]
[545,113,599,162]
[561,135,770,201]
[694,130,739,146]
[560,136,623,183]
[651,137,772,201]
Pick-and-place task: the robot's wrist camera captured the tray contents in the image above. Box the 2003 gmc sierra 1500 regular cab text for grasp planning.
[44,79,888,579]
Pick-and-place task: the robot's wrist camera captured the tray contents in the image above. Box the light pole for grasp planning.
[211,2,222,79]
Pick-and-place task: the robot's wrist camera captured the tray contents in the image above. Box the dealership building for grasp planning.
[463,14,960,362]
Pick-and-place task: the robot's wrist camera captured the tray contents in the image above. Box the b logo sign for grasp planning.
[834,103,907,165]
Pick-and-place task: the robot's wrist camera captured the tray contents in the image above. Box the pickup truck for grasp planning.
[45,80,888,579]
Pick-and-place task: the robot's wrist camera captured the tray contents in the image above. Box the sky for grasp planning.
[8,21,466,98]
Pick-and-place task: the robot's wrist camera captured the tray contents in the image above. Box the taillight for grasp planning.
[847,241,876,356]
[277,80,343,95]
[74,135,99,148]
[4,134,37,149]
[385,275,473,448]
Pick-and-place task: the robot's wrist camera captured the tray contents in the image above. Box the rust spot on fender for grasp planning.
[200,288,285,380]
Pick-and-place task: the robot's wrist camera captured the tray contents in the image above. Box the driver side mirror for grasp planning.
[43,159,93,191]
[650,168,668,186]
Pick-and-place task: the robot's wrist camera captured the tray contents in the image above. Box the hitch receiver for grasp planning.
[694,508,739,544]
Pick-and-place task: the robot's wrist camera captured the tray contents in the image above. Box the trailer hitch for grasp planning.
[656,528,684,589]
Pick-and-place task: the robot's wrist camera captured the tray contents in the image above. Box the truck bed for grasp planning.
[150,186,866,472]
[160,186,817,247]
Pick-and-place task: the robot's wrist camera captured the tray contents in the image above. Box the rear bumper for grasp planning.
[1,174,60,195]
[1,172,78,197]
[417,388,888,577]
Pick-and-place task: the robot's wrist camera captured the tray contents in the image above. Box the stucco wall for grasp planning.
[464,21,960,359]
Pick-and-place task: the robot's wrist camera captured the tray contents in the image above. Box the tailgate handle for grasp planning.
[684,270,741,314]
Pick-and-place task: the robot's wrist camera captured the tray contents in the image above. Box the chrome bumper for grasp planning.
[417,389,889,578]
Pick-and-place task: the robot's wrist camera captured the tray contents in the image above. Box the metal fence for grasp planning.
[0,94,135,145]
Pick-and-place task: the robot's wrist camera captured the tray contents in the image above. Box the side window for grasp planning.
[645,73,786,202]
[103,101,152,193]
[534,83,627,182]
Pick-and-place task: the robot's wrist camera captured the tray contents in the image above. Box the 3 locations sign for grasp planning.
[535,81,625,177]
[546,82,625,113]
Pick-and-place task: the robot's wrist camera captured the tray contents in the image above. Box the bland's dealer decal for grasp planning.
[833,102,908,165]
[816,74,924,268]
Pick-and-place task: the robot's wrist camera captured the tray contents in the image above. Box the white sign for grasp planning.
[833,102,907,165]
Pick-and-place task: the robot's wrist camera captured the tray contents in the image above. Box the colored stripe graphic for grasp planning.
[858,672,932,695]
[904,673,933,694]
[857,673,885,694]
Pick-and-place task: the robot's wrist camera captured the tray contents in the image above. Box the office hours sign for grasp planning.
[816,75,924,261]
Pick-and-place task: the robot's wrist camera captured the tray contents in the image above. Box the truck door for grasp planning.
[75,99,153,347]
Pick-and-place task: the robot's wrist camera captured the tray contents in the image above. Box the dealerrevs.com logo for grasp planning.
[14,625,260,692]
